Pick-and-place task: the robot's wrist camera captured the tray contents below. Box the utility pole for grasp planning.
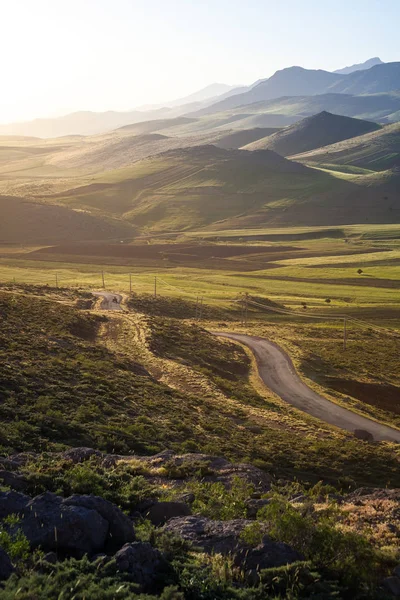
[129,273,132,294]
[101,271,105,289]
[343,317,347,351]
[154,276,157,298]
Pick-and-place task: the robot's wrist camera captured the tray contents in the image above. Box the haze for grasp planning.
[1,0,399,123]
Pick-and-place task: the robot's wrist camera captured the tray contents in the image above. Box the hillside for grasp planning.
[213,127,280,149]
[294,122,400,171]
[328,62,400,95]
[243,112,381,156]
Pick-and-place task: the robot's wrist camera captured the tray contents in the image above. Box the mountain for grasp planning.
[193,67,342,115]
[293,122,400,171]
[328,62,400,95]
[334,57,384,75]
[243,112,381,156]
[193,63,400,117]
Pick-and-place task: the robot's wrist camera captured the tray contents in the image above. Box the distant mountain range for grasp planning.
[1,58,399,138]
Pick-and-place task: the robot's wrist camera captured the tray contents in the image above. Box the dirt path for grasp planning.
[213,332,400,442]
[93,292,123,311]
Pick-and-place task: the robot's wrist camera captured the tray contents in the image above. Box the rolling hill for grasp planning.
[243,112,381,156]
[293,122,400,171]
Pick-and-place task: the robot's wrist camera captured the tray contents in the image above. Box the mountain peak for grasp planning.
[334,57,384,75]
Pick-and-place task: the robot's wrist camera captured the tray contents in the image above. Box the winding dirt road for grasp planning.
[214,332,400,442]
[93,292,123,311]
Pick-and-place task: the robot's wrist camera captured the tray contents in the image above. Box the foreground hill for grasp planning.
[294,122,400,171]
[244,112,381,156]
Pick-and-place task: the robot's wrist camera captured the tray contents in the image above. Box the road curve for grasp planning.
[93,292,123,311]
[213,332,400,443]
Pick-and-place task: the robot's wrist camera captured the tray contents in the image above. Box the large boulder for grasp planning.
[145,501,191,526]
[114,542,167,589]
[19,492,109,556]
[62,448,103,464]
[63,494,135,548]
[0,491,30,519]
[164,516,302,572]
[0,548,13,581]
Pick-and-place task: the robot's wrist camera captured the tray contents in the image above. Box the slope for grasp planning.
[243,112,381,156]
[328,62,400,95]
[293,122,400,171]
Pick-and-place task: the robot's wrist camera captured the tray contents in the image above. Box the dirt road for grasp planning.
[214,332,400,442]
[93,292,123,311]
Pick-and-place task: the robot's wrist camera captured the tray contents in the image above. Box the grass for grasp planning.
[1,287,400,489]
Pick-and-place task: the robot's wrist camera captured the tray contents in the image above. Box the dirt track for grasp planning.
[93,292,123,311]
[214,332,400,442]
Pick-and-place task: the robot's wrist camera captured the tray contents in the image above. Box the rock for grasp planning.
[0,490,30,519]
[165,516,246,554]
[114,542,166,589]
[0,548,13,581]
[383,576,400,596]
[394,566,400,579]
[164,517,301,575]
[236,536,303,573]
[145,501,192,526]
[63,495,135,549]
[354,429,374,442]
[62,448,103,464]
[19,492,109,556]
[246,498,270,519]
[0,470,29,492]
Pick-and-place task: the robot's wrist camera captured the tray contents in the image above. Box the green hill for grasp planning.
[243,112,381,156]
[294,122,400,171]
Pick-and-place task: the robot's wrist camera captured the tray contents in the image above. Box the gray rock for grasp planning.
[0,470,29,492]
[62,448,103,464]
[19,492,109,556]
[0,548,13,581]
[236,535,303,572]
[0,490,30,519]
[63,494,135,548]
[145,501,192,526]
[246,498,270,519]
[383,576,400,596]
[164,517,301,572]
[114,542,166,589]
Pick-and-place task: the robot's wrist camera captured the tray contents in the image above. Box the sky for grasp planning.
[1,0,399,123]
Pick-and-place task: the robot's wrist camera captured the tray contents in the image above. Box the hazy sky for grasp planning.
[1,0,399,123]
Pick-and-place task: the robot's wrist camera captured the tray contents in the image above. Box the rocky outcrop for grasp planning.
[164,516,302,573]
[114,542,167,589]
[145,501,192,526]
[0,490,135,557]
[63,495,135,548]
[19,492,109,556]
